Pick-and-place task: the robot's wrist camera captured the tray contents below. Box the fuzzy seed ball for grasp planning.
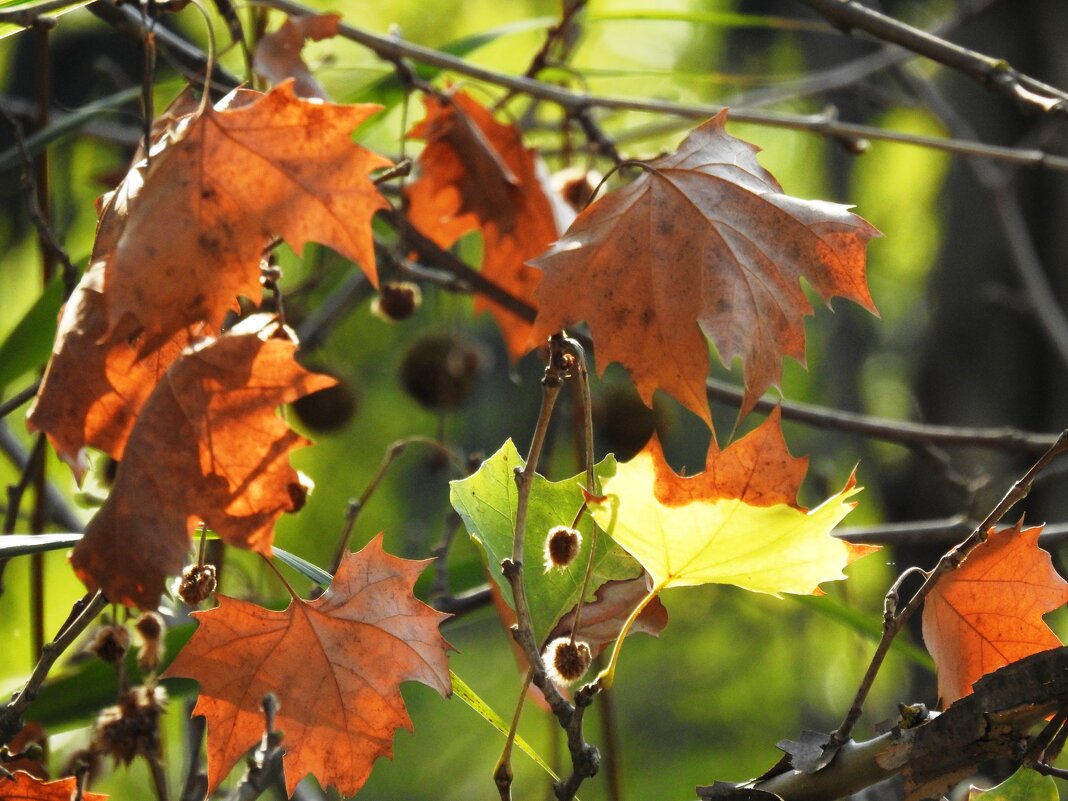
[176,563,217,606]
[89,625,130,666]
[543,637,593,686]
[544,526,582,571]
[133,612,166,673]
[372,281,422,322]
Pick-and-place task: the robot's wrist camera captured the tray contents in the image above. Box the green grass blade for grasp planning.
[273,546,333,587]
[0,274,63,392]
[449,670,559,782]
[792,593,934,672]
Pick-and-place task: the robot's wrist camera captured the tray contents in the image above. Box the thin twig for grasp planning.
[253,0,1068,173]
[327,436,464,575]
[0,384,41,422]
[0,591,107,745]
[0,104,76,295]
[827,430,1068,751]
[798,0,1068,115]
[706,377,1060,454]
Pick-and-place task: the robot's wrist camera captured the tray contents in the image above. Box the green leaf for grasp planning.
[0,532,82,558]
[449,440,638,644]
[0,274,63,392]
[449,670,558,782]
[968,767,1058,801]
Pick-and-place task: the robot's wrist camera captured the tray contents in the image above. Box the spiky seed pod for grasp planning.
[92,684,168,764]
[544,525,582,571]
[372,281,422,322]
[133,612,166,673]
[543,637,593,687]
[176,562,217,606]
[89,625,130,666]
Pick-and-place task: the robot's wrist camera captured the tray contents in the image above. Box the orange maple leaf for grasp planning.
[71,320,335,609]
[102,82,390,353]
[27,263,195,476]
[531,111,880,428]
[405,91,559,358]
[163,536,453,797]
[922,524,1068,707]
[0,772,107,800]
[252,13,341,100]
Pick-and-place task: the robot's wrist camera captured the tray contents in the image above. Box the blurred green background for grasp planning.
[3,0,1068,798]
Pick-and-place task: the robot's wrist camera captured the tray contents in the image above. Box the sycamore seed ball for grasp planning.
[544,525,582,571]
[543,637,593,686]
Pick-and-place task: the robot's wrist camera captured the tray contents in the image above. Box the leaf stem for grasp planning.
[594,581,662,691]
[260,554,302,601]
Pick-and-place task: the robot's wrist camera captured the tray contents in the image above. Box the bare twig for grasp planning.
[0,104,76,294]
[0,384,41,423]
[827,430,1068,751]
[706,377,1060,454]
[798,0,1068,115]
[254,0,1068,173]
[0,591,107,745]
[327,436,464,574]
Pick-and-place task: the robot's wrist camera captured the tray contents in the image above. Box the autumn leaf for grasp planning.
[71,319,335,609]
[0,772,107,800]
[587,409,873,685]
[253,13,341,100]
[163,536,452,798]
[27,263,196,475]
[102,82,390,352]
[531,111,880,427]
[547,574,669,657]
[450,440,640,643]
[406,91,559,358]
[591,408,870,595]
[922,524,1068,706]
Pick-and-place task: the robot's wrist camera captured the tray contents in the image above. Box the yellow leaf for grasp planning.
[590,410,871,597]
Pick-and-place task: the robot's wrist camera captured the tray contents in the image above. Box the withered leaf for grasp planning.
[406,91,558,358]
[103,82,390,353]
[252,13,341,100]
[531,111,879,427]
[71,321,335,609]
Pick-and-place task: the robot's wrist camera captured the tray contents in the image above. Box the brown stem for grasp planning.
[328,436,464,574]
[827,430,1068,750]
[0,591,107,745]
[798,0,1068,115]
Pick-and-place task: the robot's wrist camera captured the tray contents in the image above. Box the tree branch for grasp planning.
[797,0,1068,115]
[706,377,1059,454]
[252,0,1068,173]
[704,646,1068,801]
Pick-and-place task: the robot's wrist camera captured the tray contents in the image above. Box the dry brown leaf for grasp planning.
[0,772,107,800]
[71,321,335,609]
[922,524,1068,706]
[27,263,195,475]
[164,536,452,797]
[102,82,390,353]
[548,573,669,657]
[405,91,558,358]
[252,13,341,100]
[531,111,879,427]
